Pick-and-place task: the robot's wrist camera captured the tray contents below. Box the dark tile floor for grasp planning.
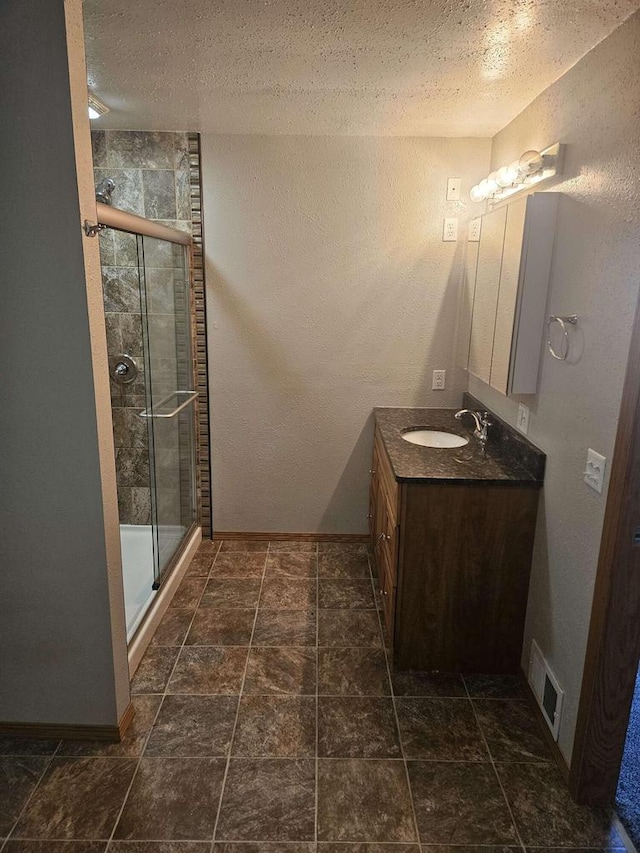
[0,540,626,852]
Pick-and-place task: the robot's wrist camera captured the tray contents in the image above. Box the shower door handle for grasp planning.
[138,391,197,419]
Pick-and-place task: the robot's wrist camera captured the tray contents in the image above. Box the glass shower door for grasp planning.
[138,234,197,586]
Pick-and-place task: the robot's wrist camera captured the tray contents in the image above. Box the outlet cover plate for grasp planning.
[443,218,458,242]
[432,369,446,390]
[468,218,482,242]
[584,448,606,493]
[517,403,529,435]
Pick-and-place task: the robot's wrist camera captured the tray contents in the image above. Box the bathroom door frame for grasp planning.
[570,293,640,806]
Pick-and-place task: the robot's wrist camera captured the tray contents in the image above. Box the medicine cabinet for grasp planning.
[460,192,559,396]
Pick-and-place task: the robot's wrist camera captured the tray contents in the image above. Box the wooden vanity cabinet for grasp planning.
[370,429,399,640]
[370,425,540,674]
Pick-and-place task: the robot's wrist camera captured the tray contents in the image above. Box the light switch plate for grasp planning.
[443,218,458,242]
[517,402,529,435]
[468,218,482,242]
[446,177,461,201]
[584,448,606,493]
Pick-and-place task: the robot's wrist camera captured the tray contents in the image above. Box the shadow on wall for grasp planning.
[527,491,553,651]
[415,237,468,408]
[203,135,488,533]
[207,263,307,395]
[210,260,376,532]
[208,222,472,533]
[319,413,375,533]
[320,238,470,531]
[209,261,383,534]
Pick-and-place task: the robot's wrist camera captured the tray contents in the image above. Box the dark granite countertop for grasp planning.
[374,404,545,485]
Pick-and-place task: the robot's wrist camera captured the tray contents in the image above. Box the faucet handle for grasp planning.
[476,411,492,445]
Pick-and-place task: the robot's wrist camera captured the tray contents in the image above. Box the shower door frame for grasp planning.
[96,201,200,592]
[96,201,191,249]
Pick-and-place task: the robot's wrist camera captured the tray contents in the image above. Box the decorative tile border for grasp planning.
[188,133,212,538]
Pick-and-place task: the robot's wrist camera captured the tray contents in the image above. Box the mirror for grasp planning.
[490,198,527,393]
[468,205,507,383]
[459,193,557,396]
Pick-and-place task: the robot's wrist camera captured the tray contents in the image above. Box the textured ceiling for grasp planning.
[83,0,640,136]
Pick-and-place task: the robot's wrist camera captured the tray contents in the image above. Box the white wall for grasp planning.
[468,11,640,763]
[0,0,129,726]
[202,135,491,533]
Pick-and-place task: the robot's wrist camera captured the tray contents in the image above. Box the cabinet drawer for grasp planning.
[380,494,398,587]
[368,473,377,539]
[379,547,396,642]
[374,428,398,523]
[369,441,381,536]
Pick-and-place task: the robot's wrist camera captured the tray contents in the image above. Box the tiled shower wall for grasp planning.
[100,228,150,525]
[91,130,211,535]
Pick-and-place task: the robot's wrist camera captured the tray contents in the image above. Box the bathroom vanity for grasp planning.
[370,396,545,673]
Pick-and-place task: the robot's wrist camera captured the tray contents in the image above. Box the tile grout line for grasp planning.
[12,753,544,763]
[315,540,320,847]
[464,676,528,853]
[209,542,270,852]
[6,544,378,851]
[5,533,218,852]
[105,539,222,850]
[1,750,57,849]
[2,835,454,845]
[3,837,550,846]
[367,549,423,848]
[6,565,199,851]
[75,692,507,703]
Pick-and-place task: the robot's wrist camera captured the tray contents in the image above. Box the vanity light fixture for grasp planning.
[88,91,110,120]
[470,142,562,205]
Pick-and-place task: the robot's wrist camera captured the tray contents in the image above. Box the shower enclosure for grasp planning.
[96,203,197,641]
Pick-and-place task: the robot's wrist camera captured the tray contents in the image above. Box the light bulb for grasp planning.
[485,173,499,195]
[470,184,485,203]
[509,159,523,179]
[496,164,518,187]
[519,149,543,176]
[87,91,110,120]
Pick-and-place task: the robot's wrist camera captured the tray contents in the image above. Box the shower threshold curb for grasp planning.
[127,524,202,677]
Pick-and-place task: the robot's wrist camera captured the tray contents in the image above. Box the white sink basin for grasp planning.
[402,429,469,448]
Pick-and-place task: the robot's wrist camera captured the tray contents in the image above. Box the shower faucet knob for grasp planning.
[109,353,138,385]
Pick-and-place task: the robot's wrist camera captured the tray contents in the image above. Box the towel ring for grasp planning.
[547,314,578,361]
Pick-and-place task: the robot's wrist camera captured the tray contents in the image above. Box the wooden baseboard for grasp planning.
[523,675,571,784]
[0,701,135,743]
[212,531,370,542]
[117,701,135,740]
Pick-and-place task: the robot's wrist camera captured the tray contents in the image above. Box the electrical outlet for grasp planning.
[517,402,529,435]
[468,218,482,242]
[446,177,461,201]
[442,218,458,242]
[584,448,606,493]
[432,369,446,390]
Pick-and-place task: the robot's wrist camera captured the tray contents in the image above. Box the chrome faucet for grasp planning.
[455,409,492,444]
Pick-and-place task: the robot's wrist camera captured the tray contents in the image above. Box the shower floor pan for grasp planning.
[120,523,185,641]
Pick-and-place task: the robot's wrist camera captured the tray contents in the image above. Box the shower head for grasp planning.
[95,177,115,206]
